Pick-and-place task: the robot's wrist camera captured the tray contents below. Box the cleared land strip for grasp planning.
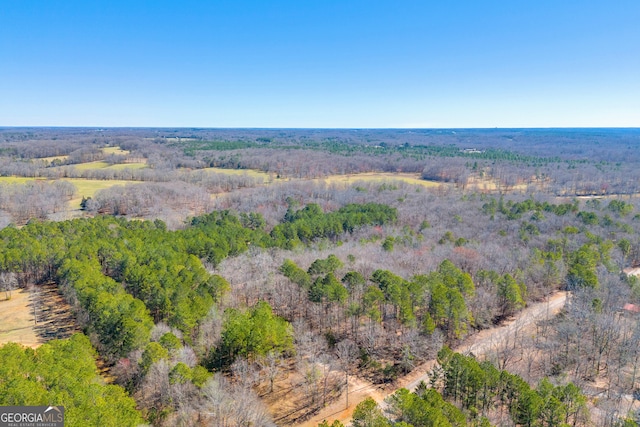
[0,284,80,349]
[298,291,568,427]
[0,289,40,348]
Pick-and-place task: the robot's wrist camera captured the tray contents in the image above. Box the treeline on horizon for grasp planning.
[1,127,640,184]
[1,127,640,229]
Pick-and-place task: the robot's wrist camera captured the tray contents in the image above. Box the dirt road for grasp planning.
[297,291,568,427]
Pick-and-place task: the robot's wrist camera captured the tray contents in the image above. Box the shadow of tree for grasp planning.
[28,283,80,342]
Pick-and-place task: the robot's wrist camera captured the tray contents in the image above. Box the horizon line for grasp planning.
[1,125,639,131]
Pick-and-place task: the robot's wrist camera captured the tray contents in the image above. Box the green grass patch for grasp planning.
[63,178,142,209]
[102,146,130,155]
[63,178,138,198]
[37,155,69,163]
[320,172,440,188]
[104,162,147,170]
[201,167,272,182]
[73,161,110,170]
[0,176,142,210]
[0,176,39,184]
[61,160,147,172]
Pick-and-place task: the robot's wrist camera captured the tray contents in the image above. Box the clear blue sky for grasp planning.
[1,1,638,128]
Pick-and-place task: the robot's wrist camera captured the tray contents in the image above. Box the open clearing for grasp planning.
[63,178,141,207]
[64,178,141,198]
[199,168,438,188]
[202,167,272,182]
[258,360,344,426]
[37,155,69,163]
[102,146,130,155]
[0,285,80,348]
[0,176,40,184]
[72,161,111,170]
[104,162,147,170]
[0,176,141,210]
[59,160,148,172]
[0,289,40,348]
[316,172,440,188]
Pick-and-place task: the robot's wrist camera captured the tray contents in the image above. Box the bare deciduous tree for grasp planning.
[335,339,358,408]
[258,351,282,394]
[0,272,17,300]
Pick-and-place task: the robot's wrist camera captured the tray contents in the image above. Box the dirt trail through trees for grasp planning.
[298,291,568,427]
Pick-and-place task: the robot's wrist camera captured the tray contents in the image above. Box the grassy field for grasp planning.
[104,162,147,170]
[63,178,140,208]
[0,289,40,348]
[102,146,130,155]
[0,176,40,184]
[37,155,69,163]
[63,178,136,197]
[72,161,110,170]
[318,172,441,188]
[0,176,142,213]
[47,161,146,174]
[0,176,138,201]
[34,147,135,169]
[202,167,272,182]
[67,160,147,171]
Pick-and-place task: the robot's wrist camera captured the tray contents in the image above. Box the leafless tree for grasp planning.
[200,376,276,427]
[231,357,259,390]
[196,305,223,360]
[335,339,358,408]
[136,359,172,413]
[258,351,282,394]
[0,272,17,300]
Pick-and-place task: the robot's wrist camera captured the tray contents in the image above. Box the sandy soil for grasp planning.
[0,284,79,349]
[0,288,40,348]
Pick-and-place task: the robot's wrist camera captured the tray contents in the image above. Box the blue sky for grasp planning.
[1,1,638,127]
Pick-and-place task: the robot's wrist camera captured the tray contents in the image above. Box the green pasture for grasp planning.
[102,146,130,155]
[201,167,272,182]
[104,162,147,170]
[0,176,39,184]
[61,178,136,199]
[320,172,440,188]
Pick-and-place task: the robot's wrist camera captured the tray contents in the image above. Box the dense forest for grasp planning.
[0,128,639,426]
